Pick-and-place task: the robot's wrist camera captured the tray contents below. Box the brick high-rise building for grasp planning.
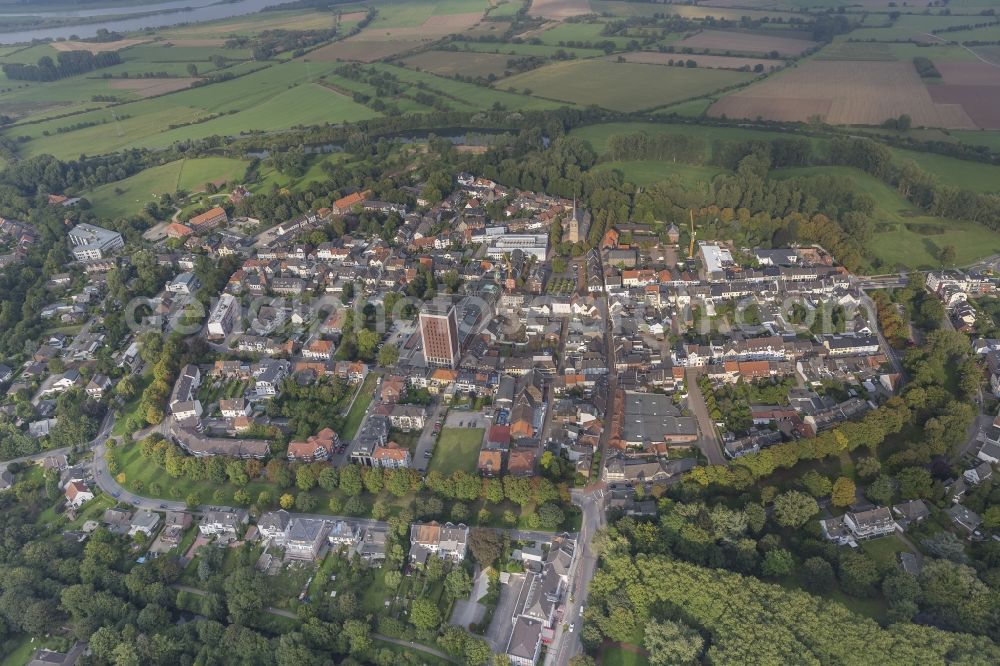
[420,305,460,369]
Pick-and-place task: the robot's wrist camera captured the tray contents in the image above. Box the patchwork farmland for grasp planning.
[672,29,818,56]
[400,49,513,78]
[709,60,978,128]
[613,51,784,72]
[501,60,752,112]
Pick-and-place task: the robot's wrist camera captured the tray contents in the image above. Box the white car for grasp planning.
[568,624,575,633]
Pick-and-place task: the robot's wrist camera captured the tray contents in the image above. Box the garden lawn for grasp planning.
[500,60,750,112]
[341,372,380,441]
[861,534,913,567]
[600,645,651,666]
[428,427,484,475]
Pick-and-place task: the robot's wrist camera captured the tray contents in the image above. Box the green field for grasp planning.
[572,121,821,156]
[773,165,1000,269]
[450,40,604,58]
[892,149,1000,194]
[85,157,247,218]
[594,160,724,189]
[501,61,750,112]
[950,130,1000,152]
[7,58,377,159]
[535,21,631,49]
[341,372,380,441]
[371,63,566,111]
[428,427,484,475]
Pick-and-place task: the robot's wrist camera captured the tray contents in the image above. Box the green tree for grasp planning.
[410,597,441,630]
[865,475,895,506]
[378,344,399,367]
[340,465,362,496]
[801,470,832,498]
[830,477,856,507]
[445,568,472,600]
[802,557,835,592]
[644,619,704,666]
[773,490,819,528]
[761,548,795,577]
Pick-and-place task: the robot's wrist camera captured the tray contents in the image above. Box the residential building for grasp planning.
[372,441,411,468]
[287,427,338,461]
[285,517,330,561]
[964,461,993,485]
[64,480,93,509]
[844,507,896,540]
[356,525,388,562]
[258,510,291,544]
[207,293,240,338]
[408,521,469,564]
[128,510,160,538]
[505,616,543,666]
[420,305,460,369]
[199,509,248,541]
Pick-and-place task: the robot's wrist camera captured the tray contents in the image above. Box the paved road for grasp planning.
[597,286,618,481]
[857,290,905,378]
[683,368,727,465]
[0,445,72,472]
[412,401,448,473]
[546,487,606,666]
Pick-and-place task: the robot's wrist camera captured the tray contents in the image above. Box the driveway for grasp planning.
[684,368,727,465]
[412,402,448,473]
[485,572,525,652]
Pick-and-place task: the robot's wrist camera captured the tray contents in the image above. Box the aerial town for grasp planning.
[2,0,1000,659]
[5,152,1000,665]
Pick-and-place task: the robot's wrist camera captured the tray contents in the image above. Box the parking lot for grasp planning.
[412,402,448,473]
[444,411,489,430]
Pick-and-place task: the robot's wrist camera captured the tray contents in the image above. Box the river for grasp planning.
[0,0,301,44]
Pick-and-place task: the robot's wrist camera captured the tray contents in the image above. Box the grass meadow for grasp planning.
[428,427,485,476]
[500,60,751,112]
[85,157,247,217]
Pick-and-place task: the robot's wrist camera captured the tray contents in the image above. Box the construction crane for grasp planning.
[688,209,697,259]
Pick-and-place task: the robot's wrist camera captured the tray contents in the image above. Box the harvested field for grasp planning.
[356,11,483,39]
[401,50,512,78]
[158,38,226,47]
[674,29,817,56]
[928,85,1000,129]
[339,11,369,23]
[816,42,896,61]
[528,0,593,20]
[108,78,197,97]
[307,38,424,62]
[51,38,150,53]
[614,51,782,71]
[935,61,1000,86]
[423,11,484,30]
[709,60,977,128]
[972,46,1000,67]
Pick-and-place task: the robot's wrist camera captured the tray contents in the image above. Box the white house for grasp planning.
[64,480,94,509]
